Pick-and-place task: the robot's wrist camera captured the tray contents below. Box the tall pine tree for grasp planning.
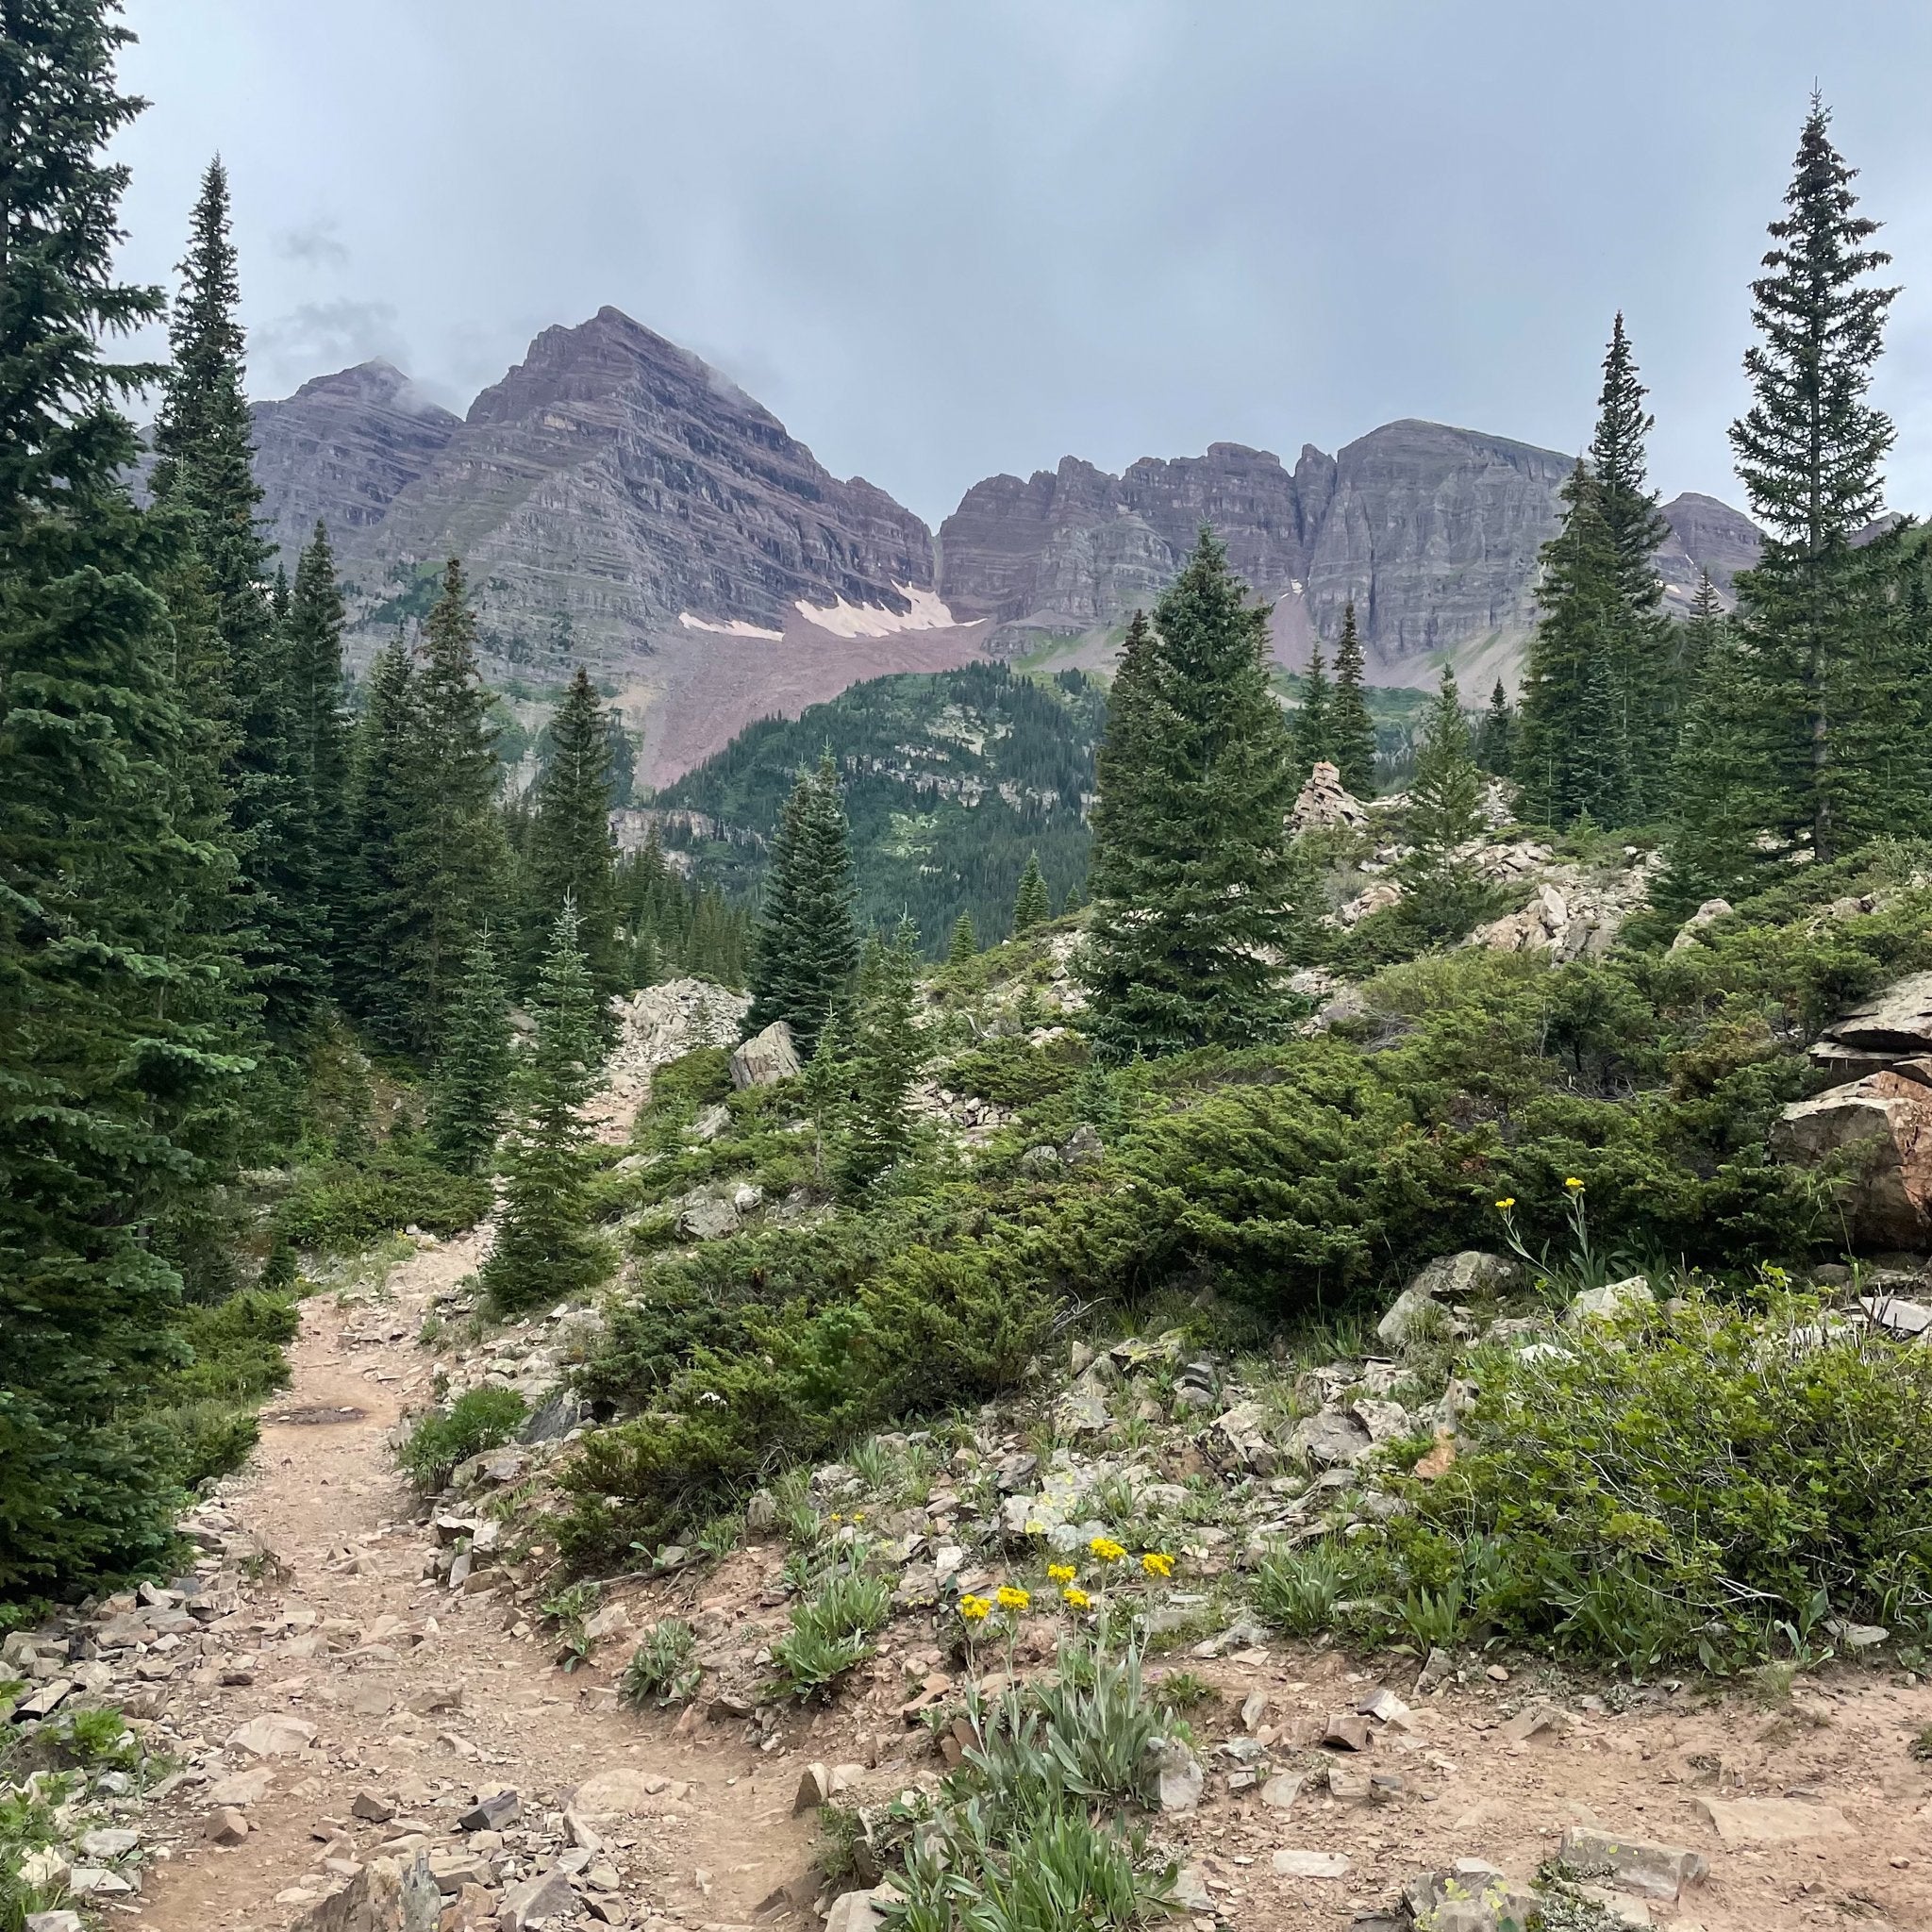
[1724,98,1903,865]
[153,158,325,1028]
[285,521,349,943]
[427,932,511,1174]
[340,639,417,1045]
[1474,678,1514,775]
[1327,600,1377,796]
[396,559,508,1055]
[480,901,608,1313]
[522,665,621,1006]
[0,0,247,1592]
[1011,850,1051,935]
[746,753,859,1057]
[1293,641,1333,775]
[1085,531,1309,1060]
[838,918,924,1194]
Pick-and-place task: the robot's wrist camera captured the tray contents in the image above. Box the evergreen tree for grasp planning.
[1011,849,1051,935]
[522,666,621,1005]
[427,933,512,1174]
[1327,599,1377,796]
[1590,314,1675,800]
[1294,642,1334,774]
[1061,879,1085,914]
[286,521,349,940]
[153,158,325,1027]
[397,559,508,1055]
[1724,98,1903,865]
[946,911,977,966]
[480,901,608,1312]
[746,753,859,1057]
[1677,571,1726,689]
[1084,531,1310,1060]
[1406,669,1485,861]
[1516,461,1621,824]
[0,0,245,1591]
[838,919,924,1194]
[1474,678,1515,775]
[339,640,418,1048]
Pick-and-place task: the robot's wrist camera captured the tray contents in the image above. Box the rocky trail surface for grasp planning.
[10,984,1932,1932]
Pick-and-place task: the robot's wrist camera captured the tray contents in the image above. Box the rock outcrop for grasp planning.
[1291,761,1369,834]
[1773,1066,1932,1250]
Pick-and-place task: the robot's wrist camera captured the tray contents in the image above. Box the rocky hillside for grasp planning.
[938,424,1760,689]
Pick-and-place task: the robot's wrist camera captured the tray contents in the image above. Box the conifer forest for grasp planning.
[5,8,1932,1932]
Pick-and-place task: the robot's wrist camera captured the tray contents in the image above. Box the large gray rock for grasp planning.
[1817,972,1932,1061]
[729,1020,801,1090]
[1288,1407,1373,1469]
[291,1855,441,1932]
[675,1191,741,1241]
[498,1867,578,1931]
[1558,1824,1707,1901]
[1772,1068,1932,1250]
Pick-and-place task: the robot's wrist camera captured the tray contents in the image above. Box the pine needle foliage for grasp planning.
[1011,850,1051,936]
[481,901,608,1314]
[747,753,859,1058]
[427,933,512,1174]
[1327,599,1377,797]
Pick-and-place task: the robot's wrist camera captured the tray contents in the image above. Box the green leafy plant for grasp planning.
[1254,1541,1351,1637]
[770,1560,893,1701]
[396,1386,528,1491]
[620,1619,700,1708]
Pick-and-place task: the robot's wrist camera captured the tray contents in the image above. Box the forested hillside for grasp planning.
[656,662,1106,949]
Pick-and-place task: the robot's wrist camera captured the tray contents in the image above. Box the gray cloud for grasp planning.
[273,217,348,268]
[253,298,408,393]
[110,1,1932,525]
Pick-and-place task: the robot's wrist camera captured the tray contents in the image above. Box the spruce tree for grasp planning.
[1011,850,1051,935]
[397,559,508,1054]
[946,911,977,965]
[286,521,349,940]
[1327,600,1377,796]
[1399,669,1490,935]
[340,640,418,1047]
[1590,314,1675,801]
[523,666,621,1004]
[746,753,859,1057]
[153,158,325,1028]
[838,919,924,1194]
[1294,642,1334,774]
[0,0,245,1591]
[1724,98,1902,865]
[1084,531,1309,1060]
[481,901,608,1313]
[427,933,512,1174]
[1516,461,1621,824]
[1677,571,1725,688]
[1474,678,1515,775]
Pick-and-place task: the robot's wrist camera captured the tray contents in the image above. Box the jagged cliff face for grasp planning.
[288,308,937,654]
[249,360,460,564]
[937,423,1761,686]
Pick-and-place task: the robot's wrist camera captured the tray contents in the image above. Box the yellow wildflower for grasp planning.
[1141,1551,1174,1579]
[996,1585,1030,1612]
[1565,1176,1585,1191]
[1046,1563,1075,1585]
[1062,1587,1091,1610]
[958,1594,991,1622]
[1494,1197,1516,1211]
[1024,1519,1046,1535]
[829,1512,842,1524]
[1090,1537,1125,1564]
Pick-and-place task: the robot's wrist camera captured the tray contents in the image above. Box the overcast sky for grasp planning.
[111,1,1932,527]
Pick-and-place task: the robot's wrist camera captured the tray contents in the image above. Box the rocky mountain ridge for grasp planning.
[242,308,1766,765]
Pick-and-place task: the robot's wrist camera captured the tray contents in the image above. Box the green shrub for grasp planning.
[1364,1293,1932,1669]
[276,1141,491,1253]
[397,1387,528,1491]
[770,1562,893,1700]
[636,1046,734,1150]
[620,1619,700,1707]
[941,1032,1089,1108]
[0,1779,70,1931]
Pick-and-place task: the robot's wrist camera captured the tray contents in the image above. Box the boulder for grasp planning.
[1669,897,1734,952]
[1690,1795,1853,1845]
[1203,1400,1278,1475]
[1816,971,1932,1062]
[1566,1276,1654,1324]
[226,1712,317,1757]
[1409,1250,1519,1301]
[1772,1069,1932,1249]
[729,1020,801,1090]
[1153,1740,1204,1812]
[1288,1407,1372,1469]
[675,1191,740,1242]
[1060,1123,1104,1169]
[824,1892,886,1932]
[498,1868,577,1932]
[1557,1825,1707,1902]
[291,1855,441,1932]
